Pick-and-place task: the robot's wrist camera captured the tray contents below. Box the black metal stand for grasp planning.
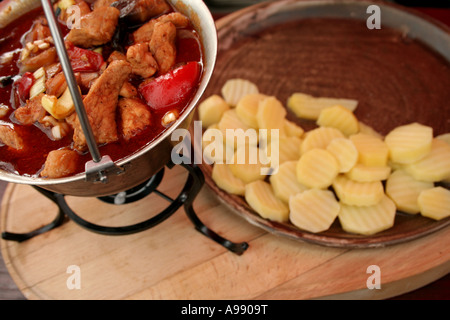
[1,158,249,255]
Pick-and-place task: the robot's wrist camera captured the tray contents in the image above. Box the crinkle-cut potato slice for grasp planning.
[388,160,404,172]
[358,121,383,139]
[316,105,359,136]
[287,92,358,120]
[235,93,268,128]
[218,109,256,150]
[300,126,345,155]
[283,119,304,138]
[326,137,358,173]
[418,187,450,221]
[245,180,289,223]
[403,138,450,182]
[198,94,230,129]
[269,161,309,204]
[332,174,384,206]
[256,96,287,132]
[385,122,433,164]
[265,136,302,167]
[350,133,389,166]
[338,195,396,235]
[289,189,340,233]
[346,164,391,182]
[221,78,259,107]
[385,169,434,214]
[436,133,450,145]
[212,163,245,196]
[296,148,339,189]
[436,133,450,183]
[202,124,234,164]
[229,144,269,184]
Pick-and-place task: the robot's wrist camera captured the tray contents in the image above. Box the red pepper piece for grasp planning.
[139,61,201,111]
[15,72,35,102]
[66,42,104,72]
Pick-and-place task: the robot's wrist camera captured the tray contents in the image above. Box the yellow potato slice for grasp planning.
[436,133,450,145]
[287,92,358,120]
[245,180,289,223]
[269,161,309,203]
[385,122,433,164]
[283,119,304,138]
[256,96,287,131]
[229,144,268,184]
[289,189,340,233]
[202,124,234,164]
[350,133,389,166]
[265,136,302,167]
[300,126,345,155]
[338,195,396,235]
[418,187,450,220]
[385,169,434,214]
[221,78,259,106]
[346,164,391,182]
[436,133,450,183]
[212,163,246,196]
[316,105,359,136]
[326,137,358,173]
[296,148,339,189]
[332,174,384,206]
[235,93,268,128]
[403,138,450,182]
[198,94,230,128]
[218,109,256,150]
[218,109,251,132]
[358,121,383,139]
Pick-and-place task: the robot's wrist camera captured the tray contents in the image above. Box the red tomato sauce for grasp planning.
[0,6,203,177]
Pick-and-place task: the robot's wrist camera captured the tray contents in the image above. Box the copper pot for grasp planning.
[0,0,217,197]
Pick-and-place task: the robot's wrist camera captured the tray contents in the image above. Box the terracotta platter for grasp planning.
[194,0,450,248]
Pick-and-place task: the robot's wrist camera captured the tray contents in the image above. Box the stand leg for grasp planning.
[1,187,67,242]
[173,160,249,255]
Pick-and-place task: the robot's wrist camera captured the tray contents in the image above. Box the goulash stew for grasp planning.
[0,0,203,178]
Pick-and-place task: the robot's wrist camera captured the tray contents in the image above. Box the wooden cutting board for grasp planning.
[1,164,449,300]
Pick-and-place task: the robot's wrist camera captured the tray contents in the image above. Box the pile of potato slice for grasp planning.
[198,79,450,236]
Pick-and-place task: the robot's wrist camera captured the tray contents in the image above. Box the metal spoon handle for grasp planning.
[40,0,102,163]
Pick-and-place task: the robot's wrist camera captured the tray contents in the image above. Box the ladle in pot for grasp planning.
[40,0,124,184]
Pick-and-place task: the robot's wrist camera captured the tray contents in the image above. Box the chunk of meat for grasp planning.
[126,0,170,23]
[120,81,138,98]
[78,71,100,91]
[133,12,189,44]
[20,47,57,73]
[24,18,51,43]
[150,21,176,74]
[66,6,120,48]
[107,50,127,64]
[46,72,67,98]
[40,149,79,178]
[76,0,92,16]
[46,72,83,97]
[14,93,47,125]
[118,98,151,140]
[45,63,62,80]
[93,0,116,9]
[0,124,24,150]
[126,43,158,78]
[67,60,132,151]
[60,0,91,23]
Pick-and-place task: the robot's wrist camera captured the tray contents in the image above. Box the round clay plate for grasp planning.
[193,0,450,248]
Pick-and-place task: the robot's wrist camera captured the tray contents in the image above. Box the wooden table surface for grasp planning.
[1,1,449,300]
[0,165,449,300]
